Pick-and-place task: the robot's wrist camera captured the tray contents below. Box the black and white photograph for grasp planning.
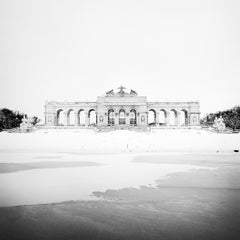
[0,0,240,239]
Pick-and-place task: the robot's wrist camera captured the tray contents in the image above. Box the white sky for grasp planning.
[0,0,240,120]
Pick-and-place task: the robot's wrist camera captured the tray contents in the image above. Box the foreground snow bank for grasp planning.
[0,129,239,153]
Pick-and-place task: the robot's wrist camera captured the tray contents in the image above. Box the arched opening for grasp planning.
[67,109,75,125]
[148,109,156,125]
[89,109,97,126]
[108,109,115,125]
[180,110,188,126]
[169,109,178,126]
[159,109,167,125]
[56,109,64,126]
[130,109,137,125]
[78,109,85,125]
[119,109,126,124]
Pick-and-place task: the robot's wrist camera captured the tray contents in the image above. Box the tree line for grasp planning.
[0,108,40,131]
[201,106,240,130]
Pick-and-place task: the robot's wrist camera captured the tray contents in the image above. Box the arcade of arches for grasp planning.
[45,87,200,127]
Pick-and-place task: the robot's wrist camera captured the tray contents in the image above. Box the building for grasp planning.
[44,86,200,128]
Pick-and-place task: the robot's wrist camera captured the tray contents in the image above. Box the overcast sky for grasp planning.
[1,0,240,120]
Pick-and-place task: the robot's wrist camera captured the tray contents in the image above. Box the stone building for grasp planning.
[44,86,200,128]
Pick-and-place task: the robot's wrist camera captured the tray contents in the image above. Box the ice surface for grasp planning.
[0,129,238,206]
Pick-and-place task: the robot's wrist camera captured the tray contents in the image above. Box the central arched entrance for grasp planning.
[108,109,115,125]
[119,109,126,125]
[130,109,137,125]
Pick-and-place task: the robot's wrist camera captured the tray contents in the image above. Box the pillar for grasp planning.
[115,113,119,125]
[187,114,191,126]
[85,111,89,126]
[53,114,57,126]
[64,112,67,126]
[136,113,140,125]
[186,114,189,125]
[126,113,130,125]
[177,112,181,126]
[105,112,108,125]
[135,112,138,126]
[136,113,139,125]
[156,112,159,126]
[166,112,170,126]
[163,112,167,126]
[197,114,200,125]
[74,112,78,126]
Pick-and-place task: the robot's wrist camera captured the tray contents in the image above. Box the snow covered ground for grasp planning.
[0,129,239,206]
[0,128,239,153]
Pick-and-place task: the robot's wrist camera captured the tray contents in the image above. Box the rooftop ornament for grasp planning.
[106,86,138,96]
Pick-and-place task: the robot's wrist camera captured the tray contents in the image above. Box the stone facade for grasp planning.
[45,86,200,127]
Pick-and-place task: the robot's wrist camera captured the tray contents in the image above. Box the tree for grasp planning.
[0,109,24,129]
[0,108,29,130]
[202,106,240,130]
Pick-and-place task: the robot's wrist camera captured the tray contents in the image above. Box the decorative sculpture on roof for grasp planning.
[117,85,127,94]
[106,89,114,96]
[130,89,138,95]
[106,86,138,96]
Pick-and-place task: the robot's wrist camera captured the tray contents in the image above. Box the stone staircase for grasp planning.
[96,125,149,132]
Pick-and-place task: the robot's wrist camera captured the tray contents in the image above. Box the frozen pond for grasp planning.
[0,152,212,206]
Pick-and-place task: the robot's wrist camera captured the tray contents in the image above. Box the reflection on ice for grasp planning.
[0,153,211,206]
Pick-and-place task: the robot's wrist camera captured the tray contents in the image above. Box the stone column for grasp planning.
[105,112,108,125]
[166,112,170,126]
[126,113,130,125]
[51,113,55,126]
[163,112,167,126]
[188,114,192,125]
[187,114,190,125]
[64,112,68,126]
[197,114,200,125]
[177,112,181,126]
[136,113,139,125]
[186,113,189,126]
[156,112,159,126]
[137,113,143,125]
[95,112,97,125]
[85,111,89,126]
[54,113,58,126]
[74,112,78,126]
[115,113,119,125]
[144,112,148,125]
